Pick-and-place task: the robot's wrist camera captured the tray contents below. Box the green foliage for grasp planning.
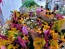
[52,19,65,32]
[22,0,39,7]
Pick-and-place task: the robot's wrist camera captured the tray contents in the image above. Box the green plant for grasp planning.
[22,0,39,7]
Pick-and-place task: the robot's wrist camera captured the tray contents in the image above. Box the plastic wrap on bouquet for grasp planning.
[19,6,28,14]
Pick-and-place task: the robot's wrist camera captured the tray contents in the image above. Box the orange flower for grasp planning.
[33,37,46,49]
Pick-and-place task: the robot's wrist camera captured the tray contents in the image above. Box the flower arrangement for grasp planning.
[0,8,65,49]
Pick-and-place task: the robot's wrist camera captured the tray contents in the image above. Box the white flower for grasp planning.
[2,23,9,30]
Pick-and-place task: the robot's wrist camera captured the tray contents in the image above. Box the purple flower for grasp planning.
[22,26,28,35]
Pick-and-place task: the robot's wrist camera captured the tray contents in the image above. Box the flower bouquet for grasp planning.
[0,8,65,49]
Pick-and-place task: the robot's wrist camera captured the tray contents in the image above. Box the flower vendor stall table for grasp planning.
[0,6,65,49]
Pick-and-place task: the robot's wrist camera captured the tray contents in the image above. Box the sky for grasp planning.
[1,0,22,21]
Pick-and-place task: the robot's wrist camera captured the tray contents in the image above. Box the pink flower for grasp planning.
[36,8,41,13]
[56,14,63,18]
[15,24,22,31]
[18,36,27,47]
[1,46,6,49]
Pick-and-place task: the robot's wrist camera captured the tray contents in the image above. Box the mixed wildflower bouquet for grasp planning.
[0,8,65,49]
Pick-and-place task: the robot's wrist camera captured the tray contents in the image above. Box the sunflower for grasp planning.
[61,35,65,42]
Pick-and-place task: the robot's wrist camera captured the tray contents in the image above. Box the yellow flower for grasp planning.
[8,36,14,41]
[13,10,20,18]
[11,28,17,31]
[18,19,23,23]
[8,31,14,36]
[50,30,54,33]
[33,37,46,49]
[50,46,59,49]
[44,25,50,29]
[7,44,13,49]
[52,32,59,40]
[42,20,48,25]
[43,28,46,32]
[16,12,20,18]
[61,35,65,42]
[23,14,29,17]
[23,35,28,40]
[50,39,59,49]
[7,44,19,49]
[7,30,19,41]
[0,39,5,47]
[0,38,11,47]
